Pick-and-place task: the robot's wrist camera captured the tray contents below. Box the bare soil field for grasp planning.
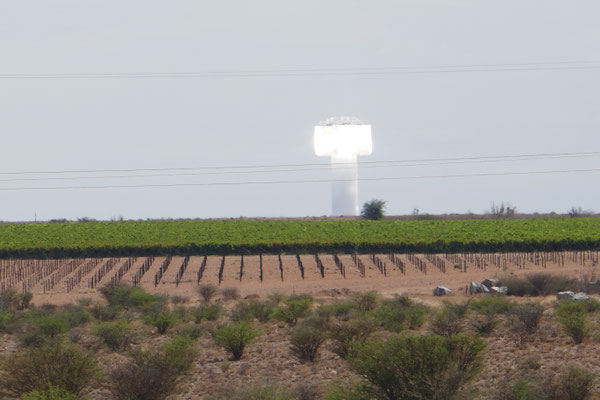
[1,251,597,306]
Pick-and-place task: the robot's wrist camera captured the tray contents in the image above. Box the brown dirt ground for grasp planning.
[2,252,600,399]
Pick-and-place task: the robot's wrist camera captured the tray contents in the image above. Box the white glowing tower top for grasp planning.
[313,117,373,216]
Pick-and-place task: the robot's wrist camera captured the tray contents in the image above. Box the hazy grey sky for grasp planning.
[1,1,599,221]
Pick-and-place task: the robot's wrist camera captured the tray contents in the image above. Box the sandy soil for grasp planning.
[3,251,595,307]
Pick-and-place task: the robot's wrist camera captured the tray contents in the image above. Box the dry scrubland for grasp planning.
[2,263,600,399]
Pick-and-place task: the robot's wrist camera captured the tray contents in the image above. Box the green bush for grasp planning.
[175,323,204,340]
[91,319,136,352]
[271,297,313,326]
[0,308,19,333]
[90,303,120,321]
[231,300,275,323]
[109,335,197,400]
[20,315,68,347]
[555,299,600,315]
[428,302,469,337]
[192,303,222,322]
[316,301,355,324]
[469,296,512,315]
[351,291,380,313]
[100,284,161,309]
[471,313,498,336]
[143,310,177,334]
[0,342,99,398]
[328,316,377,359]
[214,321,260,361]
[372,295,429,332]
[348,333,485,400]
[324,382,372,400]
[59,306,91,327]
[290,326,326,362]
[559,312,588,345]
[21,385,76,400]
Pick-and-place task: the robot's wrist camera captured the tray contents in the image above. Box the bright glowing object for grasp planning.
[314,117,372,216]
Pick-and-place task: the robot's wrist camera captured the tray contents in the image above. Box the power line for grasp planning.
[0,150,598,176]
[0,167,597,191]
[0,152,596,183]
[1,61,599,79]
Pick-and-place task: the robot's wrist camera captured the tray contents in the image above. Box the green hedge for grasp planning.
[0,217,598,258]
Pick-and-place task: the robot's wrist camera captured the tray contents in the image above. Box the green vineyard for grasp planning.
[0,217,599,258]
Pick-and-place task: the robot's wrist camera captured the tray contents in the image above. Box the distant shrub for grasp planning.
[271,296,313,326]
[192,303,222,322]
[555,298,600,315]
[324,382,372,400]
[143,310,177,334]
[267,292,286,305]
[507,302,544,336]
[21,385,76,400]
[0,289,32,311]
[20,314,68,347]
[169,295,188,305]
[559,312,588,345]
[348,333,485,400]
[527,273,575,296]
[328,316,377,359]
[210,383,294,400]
[214,322,260,361]
[175,323,204,340]
[109,335,197,400]
[551,365,596,400]
[100,284,161,309]
[0,342,98,398]
[0,309,20,333]
[496,364,596,400]
[471,313,499,336]
[198,284,218,303]
[501,273,575,296]
[221,287,241,301]
[60,305,91,327]
[75,297,93,308]
[90,303,120,321]
[373,295,429,332]
[568,206,593,218]
[428,302,469,337]
[91,319,136,352]
[469,296,512,315]
[290,326,326,362]
[231,300,274,322]
[351,291,379,313]
[316,301,354,324]
[361,199,386,220]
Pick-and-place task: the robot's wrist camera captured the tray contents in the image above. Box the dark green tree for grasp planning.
[361,199,386,220]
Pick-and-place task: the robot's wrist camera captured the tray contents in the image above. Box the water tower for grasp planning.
[314,117,372,216]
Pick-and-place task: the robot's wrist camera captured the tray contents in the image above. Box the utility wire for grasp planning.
[0,167,598,191]
[0,152,596,183]
[1,61,599,79]
[0,150,598,176]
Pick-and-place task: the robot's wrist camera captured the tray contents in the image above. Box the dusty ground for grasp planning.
[2,252,600,398]
[3,251,595,307]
